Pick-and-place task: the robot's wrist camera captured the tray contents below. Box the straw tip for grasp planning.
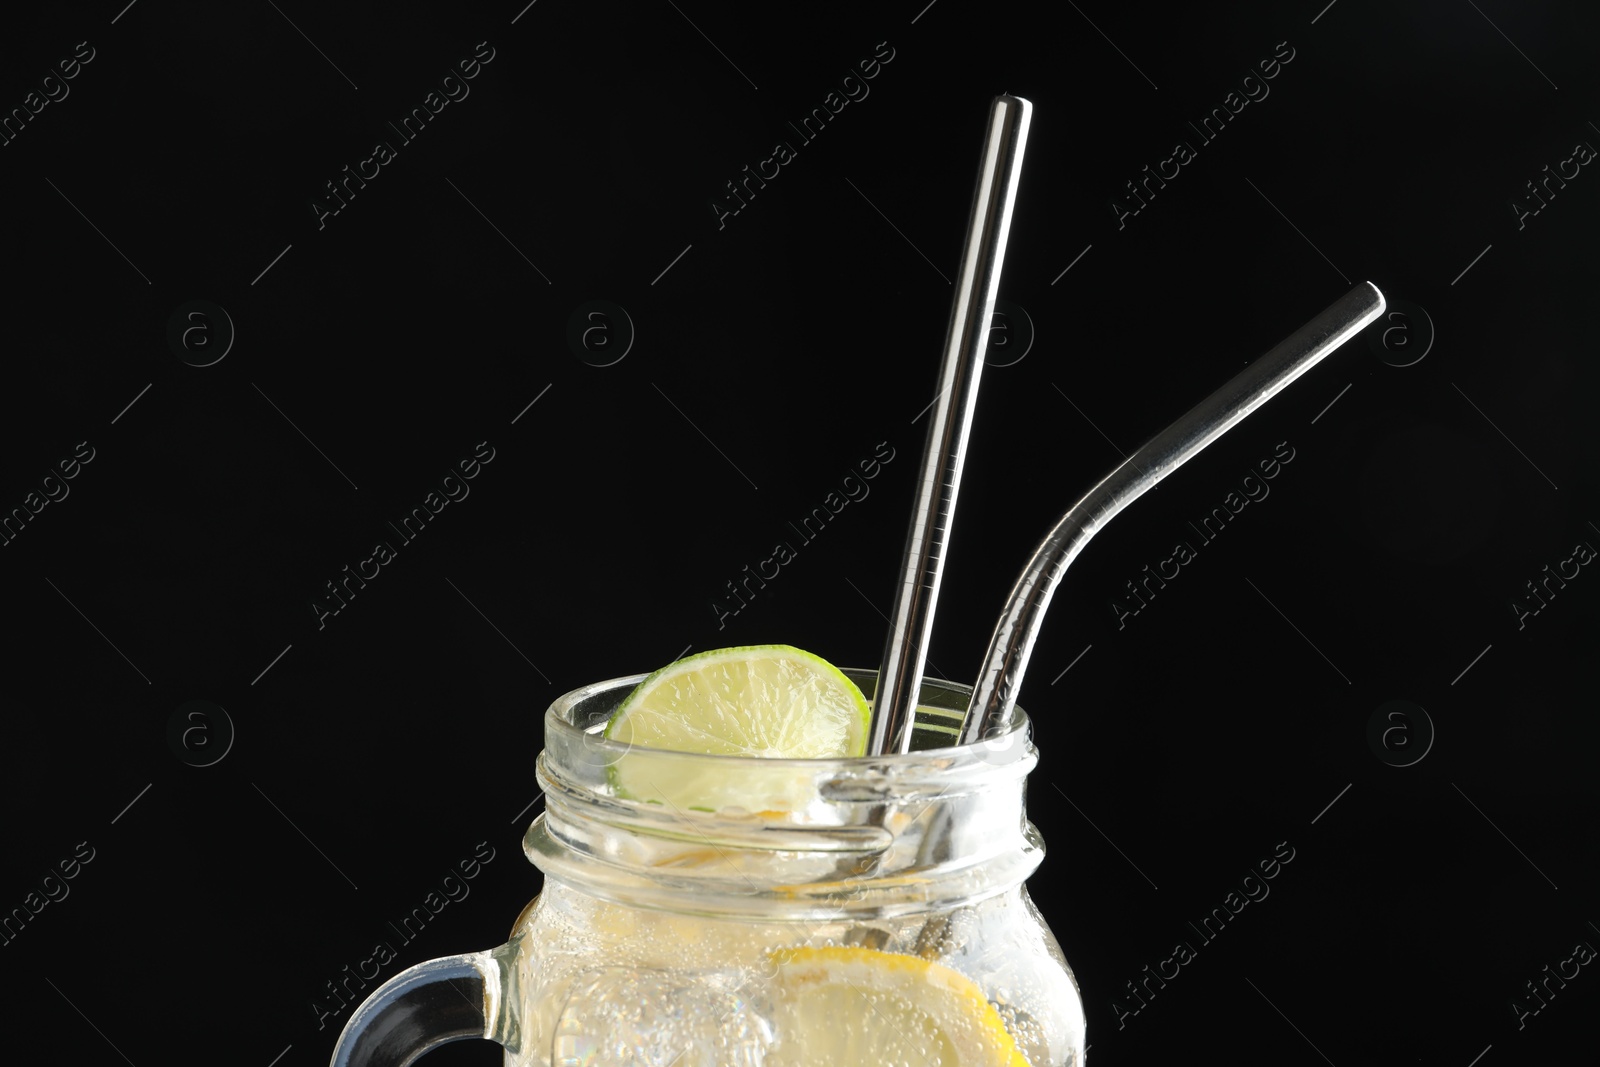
[992,95,1034,126]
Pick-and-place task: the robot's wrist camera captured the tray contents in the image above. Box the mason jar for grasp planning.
[329,669,1085,1066]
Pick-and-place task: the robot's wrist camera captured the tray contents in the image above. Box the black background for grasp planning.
[1,2,1596,1065]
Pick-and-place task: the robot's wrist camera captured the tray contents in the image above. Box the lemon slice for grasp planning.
[603,645,871,811]
[767,946,1030,1066]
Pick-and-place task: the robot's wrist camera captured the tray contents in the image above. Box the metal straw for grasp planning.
[868,95,1032,757]
[959,281,1387,744]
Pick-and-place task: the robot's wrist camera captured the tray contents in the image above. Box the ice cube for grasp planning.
[552,966,772,1067]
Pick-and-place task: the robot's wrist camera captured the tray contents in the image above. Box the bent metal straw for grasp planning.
[960,281,1387,744]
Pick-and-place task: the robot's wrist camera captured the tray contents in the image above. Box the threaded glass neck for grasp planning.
[523,670,1043,920]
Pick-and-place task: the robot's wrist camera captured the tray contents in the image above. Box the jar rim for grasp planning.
[542,667,1033,776]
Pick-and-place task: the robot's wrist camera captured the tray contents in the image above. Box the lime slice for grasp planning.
[767,946,1030,1066]
[603,645,871,810]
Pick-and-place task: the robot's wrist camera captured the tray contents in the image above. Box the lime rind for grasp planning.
[604,644,871,753]
[601,645,872,810]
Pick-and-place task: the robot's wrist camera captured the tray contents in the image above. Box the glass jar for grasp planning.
[329,669,1085,1066]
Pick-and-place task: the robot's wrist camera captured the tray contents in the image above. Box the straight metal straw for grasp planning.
[868,95,1032,757]
[959,281,1387,744]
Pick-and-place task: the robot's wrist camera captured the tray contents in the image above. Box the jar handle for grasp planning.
[329,940,522,1067]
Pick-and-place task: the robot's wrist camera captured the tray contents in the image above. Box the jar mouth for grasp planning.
[543,667,1032,783]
